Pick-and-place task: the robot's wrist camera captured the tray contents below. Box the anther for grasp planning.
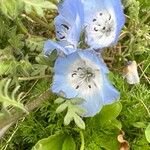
[102,27,106,30]
[99,13,103,16]
[93,18,97,22]
[76,85,79,89]
[77,67,82,71]
[94,27,98,31]
[71,73,77,77]
[88,85,91,89]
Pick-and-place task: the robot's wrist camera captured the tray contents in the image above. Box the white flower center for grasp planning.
[85,9,116,47]
[91,10,115,37]
[68,59,102,95]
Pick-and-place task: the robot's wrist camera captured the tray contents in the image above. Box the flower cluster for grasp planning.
[44,0,125,117]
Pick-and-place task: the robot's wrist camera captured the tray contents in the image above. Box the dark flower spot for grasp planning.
[93,18,97,22]
[72,73,77,77]
[88,85,92,89]
[60,36,65,39]
[76,85,79,89]
[102,27,106,30]
[94,27,98,31]
[61,24,69,30]
[77,67,82,71]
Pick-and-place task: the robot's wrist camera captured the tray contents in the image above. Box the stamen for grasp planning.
[93,18,97,22]
[108,14,111,20]
[99,13,103,16]
[94,27,98,32]
[76,85,79,89]
[88,85,91,89]
[71,73,77,77]
[77,67,82,71]
[102,27,106,30]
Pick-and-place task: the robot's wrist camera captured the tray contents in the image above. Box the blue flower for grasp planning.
[55,0,84,47]
[52,50,120,117]
[44,0,84,56]
[82,0,125,49]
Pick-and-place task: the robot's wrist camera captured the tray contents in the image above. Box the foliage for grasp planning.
[55,98,86,129]
[32,133,76,150]
[0,79,28,117]
[0,0,150,150]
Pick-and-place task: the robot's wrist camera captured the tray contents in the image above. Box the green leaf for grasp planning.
[62,136,76,150]
[0,0,23,19]
[64,109,74,126]
[0,79,28,113]
[56,103,68,113]
[111,119,122,130]
[74,114,85,130]
[0,60,17,76]
[32,133,66,150]
[54,97,65,104]
[145,124,150,143]
[23,0,57,17]
[133,122,147,128]
[99,102,122,124]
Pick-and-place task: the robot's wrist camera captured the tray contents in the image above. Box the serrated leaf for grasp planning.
[0,79,28,113]
[32,133,66,150]
[0,0,23,19]
[74,114,85,130]
[145,124,150,143]
[56,103,68,113]
[0,60,17,76]
[62,136,76,150]
[99,102,122,124]
[23,0,57,17]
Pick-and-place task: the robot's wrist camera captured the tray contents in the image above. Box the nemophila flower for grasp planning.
[44,0,84,56]
[82,0,125,49]
[52,50,120,117]
[55,0,84,48]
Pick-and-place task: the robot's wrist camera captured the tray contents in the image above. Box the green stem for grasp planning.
[80,131,85,150]
[18,75,51,81]
[16,18,29,35]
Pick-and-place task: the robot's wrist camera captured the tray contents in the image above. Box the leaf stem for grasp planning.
[18,75,51,81]
[80,131,85,150]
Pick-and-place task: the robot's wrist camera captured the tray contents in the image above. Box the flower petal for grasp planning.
[43,40,76,56]
[80,91,104,117]
[52,74,78,98]
[55,0,84,47]
[82,0,125,49]
[101,76,120,105]
[78,50,109,73]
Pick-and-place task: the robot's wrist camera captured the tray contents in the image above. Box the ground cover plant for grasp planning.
[0,0,150,150]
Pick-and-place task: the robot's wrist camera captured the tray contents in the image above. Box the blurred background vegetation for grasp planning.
[0,0,149,149]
